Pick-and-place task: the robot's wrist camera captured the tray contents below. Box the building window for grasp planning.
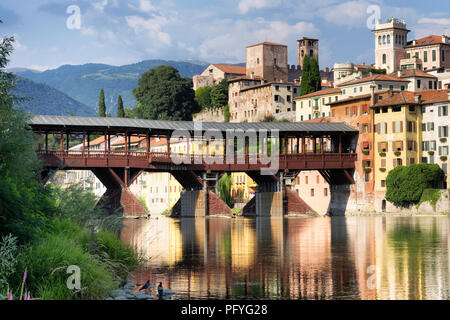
[387,35,390,44]
[383,35,386,44]
[401,85,405,91]
[311,188,314,197]
[364,173,370,182]
[287,95,291,102]
[316,175,320,184]
[439,146,449,156]
[378,84,383,90]
[389,85,394,91]
[429,81,433,89]
[294,88,297,94]
[324,188,328,196]
[381,180,386,188]
[432,50,436,62]
[305,176,308,184]
[275,85,280,91]
[257,58,260,64]
[378,36,381,45]
[417,79,421,88]
[438,126,449,137]
[381,159,386,167]
[438,105,448,116]
[382,54,387,64]
[424,51,428,62]
[274,95,279,102]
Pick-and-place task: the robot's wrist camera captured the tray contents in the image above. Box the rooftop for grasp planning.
[392,69,437,79]
[295,88,342,100]
[240,81,300,92]
[211,64,246,75]
[372,89,450,107]
[29,115,359,134]
[406,35,450,48]
[246,41,287,48]
[338,74,410,87]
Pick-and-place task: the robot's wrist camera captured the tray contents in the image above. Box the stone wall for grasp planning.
[255,192,283,216]
[193,107,225,122]
[178,190,232,217]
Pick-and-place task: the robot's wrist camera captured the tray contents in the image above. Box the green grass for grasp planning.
[417,189,442,208]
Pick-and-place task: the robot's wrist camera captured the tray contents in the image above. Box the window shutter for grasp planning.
[438,107,442,117]
[378,142,381,152]
[392,122,395,133]
[393,159,397,167]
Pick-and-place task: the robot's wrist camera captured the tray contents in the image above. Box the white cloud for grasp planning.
[81,26,98,37]
[139,0,156,12]
[125,15,172,46]
[92,0,109,13]
[418,17,450,26]
[198,18,318,63]
[320,1,371,28]
[13,36,28,52]
[238,0,281,14]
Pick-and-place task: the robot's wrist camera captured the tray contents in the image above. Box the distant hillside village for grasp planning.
[55,18,450,215]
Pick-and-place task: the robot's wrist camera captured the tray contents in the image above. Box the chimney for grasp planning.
[413,39,417,45]
[397,70,402,77]
[370,85,376,106]
[415,94,421,104]
[443,35,449,44]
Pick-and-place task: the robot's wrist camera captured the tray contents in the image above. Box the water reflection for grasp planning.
[121,216,450,300]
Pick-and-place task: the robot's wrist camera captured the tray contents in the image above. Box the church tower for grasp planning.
[297,37,319,69]
[372,18,409,73]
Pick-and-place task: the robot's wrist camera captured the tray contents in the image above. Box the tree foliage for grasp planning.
[195,86,212,110]
[385,164,445,207]
[300,55,321,96]
[117,95,125,118]
[98,88,106,117]
[218,173,233,208]
[210,79,228,108]
[133,65,200,121]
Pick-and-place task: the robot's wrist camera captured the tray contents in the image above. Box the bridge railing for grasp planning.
[38,150,357,166]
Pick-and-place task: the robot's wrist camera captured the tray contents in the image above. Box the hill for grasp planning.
[15,60,209,114]
[12,76,95,116]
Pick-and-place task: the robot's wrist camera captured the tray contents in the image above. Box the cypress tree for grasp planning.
[300,55,312,96]
[117,95,125,118]
[310,57,322,92]
[98,88,106,117]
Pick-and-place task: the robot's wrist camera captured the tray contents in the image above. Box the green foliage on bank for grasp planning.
[218,173,233,208]
[385,164,445,207]
[418,189,442,208]
[195,79,229,111]
[0,25,142,300]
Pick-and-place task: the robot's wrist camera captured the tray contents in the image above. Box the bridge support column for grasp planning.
[92,168,147,217]
[169,171,232,217]
[242,172,317,217]
[319,169,355,216]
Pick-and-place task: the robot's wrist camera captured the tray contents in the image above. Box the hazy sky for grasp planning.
[1,0,449,71]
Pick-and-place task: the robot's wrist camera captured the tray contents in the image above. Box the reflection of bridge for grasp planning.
[29,115,358,217]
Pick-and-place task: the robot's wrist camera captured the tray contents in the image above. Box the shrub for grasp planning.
[0,234,19,290]
[394,151,401,157]
[386,164,445,207]
[362,150,370,155]
[364,167,372,173]
[440,137,447,143]
[418,189,442,208]
[440,156,448,162]
[379,152,386,157]
[428,151,435,156]
[13,234,116,300]
[379,168,386,172]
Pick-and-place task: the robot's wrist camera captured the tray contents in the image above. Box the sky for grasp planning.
[1,0,450,71]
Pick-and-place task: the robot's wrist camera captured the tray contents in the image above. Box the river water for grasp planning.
[121,216,450,300]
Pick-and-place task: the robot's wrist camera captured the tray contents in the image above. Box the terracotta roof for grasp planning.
[372,91,416,107]
[354,64,371,69]
[88,135,119,146]
[112,136,146,146]
[338,74,410,86]
[297,117,330,123]
[372,89,450,107]
[246,41,287,48]
[228,75,263,83]
[328,94,372,106]
[418,89,450,105]
[392,69,437,79]
[406,35,450,48]
[295,88,341,100]
[212,64,246,75]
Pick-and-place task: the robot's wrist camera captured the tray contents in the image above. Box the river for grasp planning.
[121,215,450,300]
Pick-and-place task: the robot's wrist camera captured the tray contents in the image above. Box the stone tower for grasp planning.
[246,42,289,82]
[297,37,319,69]
[372,18,409,73]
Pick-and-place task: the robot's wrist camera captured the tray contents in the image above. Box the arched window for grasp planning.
[383,35,386,44]
[395,35,398,44]
[382,54,387,64]
[378,36,382,45]
[387,35,390,44]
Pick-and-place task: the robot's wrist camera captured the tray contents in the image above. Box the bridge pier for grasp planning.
[169,171,232,217]
[242,171,317,217]
[92,168,148,217]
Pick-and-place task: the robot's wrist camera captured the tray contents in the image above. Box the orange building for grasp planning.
[327,91,392,212]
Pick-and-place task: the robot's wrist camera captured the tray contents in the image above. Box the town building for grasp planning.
[333,63,372,87]
[338,74,410,99]
[295,87,341,121]
[193,64,246,91]
[391,69,438,91]
[404,35,450,71]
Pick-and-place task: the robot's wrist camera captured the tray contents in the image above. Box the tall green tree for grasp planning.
[300,55,318,96]
[309,57,322,92]
[133,65,200,121]
[195,86,212,110]
[117,95,125,118]
[210,79,228,107]
[98,88,106,117]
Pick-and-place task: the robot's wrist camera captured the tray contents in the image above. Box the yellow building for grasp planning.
[372,91,422,211]
[231,173,257,205]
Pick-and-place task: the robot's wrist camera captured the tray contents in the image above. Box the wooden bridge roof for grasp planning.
[29,115,358,135]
